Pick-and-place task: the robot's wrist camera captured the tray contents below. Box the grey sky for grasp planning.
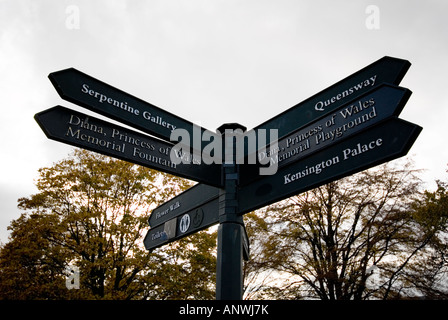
[1,0,447,243]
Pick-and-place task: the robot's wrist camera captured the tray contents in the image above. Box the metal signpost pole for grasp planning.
[215,124,246,300]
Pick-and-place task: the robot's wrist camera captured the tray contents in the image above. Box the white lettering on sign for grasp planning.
[314,75,377,111]
[283,137,384,185]
[259,97,378,171]
[111,129,156,151]
[142,111,177,131]
[65,114,126,153]
[81,83,177,132]
[342,138,383,160]
[284,156,340,184]
[154,201,181,220]
[314,99,377,145]
[151,230,167,241]
[133,147,177,169]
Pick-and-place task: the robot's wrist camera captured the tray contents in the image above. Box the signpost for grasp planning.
[35,56,422,301]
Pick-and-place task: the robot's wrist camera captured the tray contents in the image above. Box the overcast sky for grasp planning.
[1,0,447,243]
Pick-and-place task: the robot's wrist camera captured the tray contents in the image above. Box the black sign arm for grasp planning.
[238,118,422,214]
[48,68,219,146]
[239,83,412,186]
[34,106,223,187]
[148,183,220,228]
[251,56,411,142]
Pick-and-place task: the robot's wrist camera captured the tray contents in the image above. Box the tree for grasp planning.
[243,160,447,300]
[406,178,448,298]
[0,149,216,300]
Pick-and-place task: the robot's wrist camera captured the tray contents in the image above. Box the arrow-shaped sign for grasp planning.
[144,187,220,251]
[240,83,412,185]
[148,183,220,228]
[248,56,411,145]
[34,106,223,187]
[48,68,219,147]
[145,183,253,257]
[238,117,422,214]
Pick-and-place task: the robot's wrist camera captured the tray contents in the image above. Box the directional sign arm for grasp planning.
[252,56,411,141]
[48,68,219,145]
[238,118,422,214]
[145,183,221,250]
[144,192,220,251]
[34,106,223,187]
[239,83,412,186]
[148,183,220,228]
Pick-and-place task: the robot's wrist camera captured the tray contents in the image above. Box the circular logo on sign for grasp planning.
[192,208,204,228]
[179,214,190,233]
